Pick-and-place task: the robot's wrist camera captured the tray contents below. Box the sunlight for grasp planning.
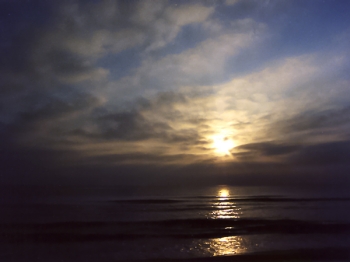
[209,236,247,256]
[218,189,230,198]
[208,188,242,219]
[212,134,235,155]
[191,236,247,257]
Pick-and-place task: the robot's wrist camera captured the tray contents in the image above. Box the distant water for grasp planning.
[1,185,350,261]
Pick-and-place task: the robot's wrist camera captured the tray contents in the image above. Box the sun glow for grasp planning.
[212,135,235,155]
[218,189,230,198]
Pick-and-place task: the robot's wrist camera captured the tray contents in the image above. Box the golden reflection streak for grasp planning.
[218,189,229,199]
[209,188,242,219]
[200,188,246,256]
[207,236,247,256]
[210,206,241,219]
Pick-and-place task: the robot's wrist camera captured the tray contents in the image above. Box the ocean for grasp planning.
[0,185,349,261]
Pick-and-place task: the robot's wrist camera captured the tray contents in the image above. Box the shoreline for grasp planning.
[141,248,349,262]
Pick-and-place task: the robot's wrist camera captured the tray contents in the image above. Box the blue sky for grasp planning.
[1,0,350,186]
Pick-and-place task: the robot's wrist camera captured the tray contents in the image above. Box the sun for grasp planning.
[218,189,230,198]
[212,135,235,155]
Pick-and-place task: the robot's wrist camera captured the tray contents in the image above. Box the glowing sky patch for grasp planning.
[213,135,235,156]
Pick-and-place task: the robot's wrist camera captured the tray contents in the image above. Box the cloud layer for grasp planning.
[1,0,350,186]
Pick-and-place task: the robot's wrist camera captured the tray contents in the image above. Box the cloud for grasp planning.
[1,0,350,187]
[105,18,266,104]
[289,140,350,166]
[205,51,350,143]
[3,91,102,148]
[225,0,240,6]
[230,138,350,179]
[233,142,300,160]
[134,1,214,52]
[52,1,142,57]
[71,110,168,142]
[0,0,216,124]
[51,0,214,57]
[83,152,206,166]
[272,106,350,143]
[4,48,347,168]
[31,48,109,83]
[67,91,209,156]
[74,49,349,166]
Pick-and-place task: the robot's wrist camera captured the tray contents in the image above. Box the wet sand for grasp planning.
[143,248,349,262]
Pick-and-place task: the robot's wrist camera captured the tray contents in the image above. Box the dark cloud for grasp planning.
[233,138,350,168]
[70,110,168,141]
[37,49,93,79]
[0,145,81,186]
[20,92,98,121]
[83,152,204,166]
[289,140,350,166]
[2,136,350,187]
[69,92,204,145]
[233,141,300,159]
[0,90,101,149]
[278,106,350,134]
[0,0,53,67]
[151,91,188,106]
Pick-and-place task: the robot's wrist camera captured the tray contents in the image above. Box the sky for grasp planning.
[1,0,350,187]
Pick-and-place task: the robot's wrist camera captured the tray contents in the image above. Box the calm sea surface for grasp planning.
[1,185,350,261]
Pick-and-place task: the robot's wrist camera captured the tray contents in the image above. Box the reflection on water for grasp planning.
[207,236,247,256]
[210,202,242,219]
[192,236,247,257]
[197,188,247,256]
[208,188,242,219]
[218,189,229,199]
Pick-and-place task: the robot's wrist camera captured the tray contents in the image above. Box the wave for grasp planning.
[127,247,350,262]
[108,199,185,204]
[107,197,350,204]
[2,218,349,243]
[223,197,350,202]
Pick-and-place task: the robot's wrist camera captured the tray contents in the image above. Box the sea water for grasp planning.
[0,185,349,261]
